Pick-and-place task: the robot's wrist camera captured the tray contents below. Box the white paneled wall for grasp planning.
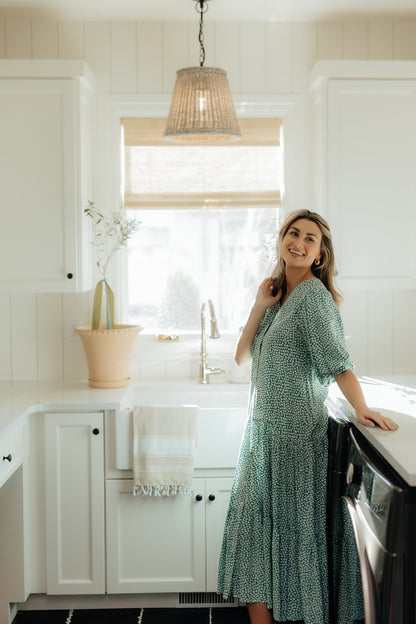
[62,292,90,381]
[32,18,59,58]
[58,21,85,60]
[1,15,416,380]
[0,19,5,57]
[0,292,11,380]
[393,291,416,374]
[4,17,416,93]
[36,294,63,380]
[136,23,163,92]
[340,290,416,378]
[84,22,111,92]
[10,293,37,380]
[4,18,32,58]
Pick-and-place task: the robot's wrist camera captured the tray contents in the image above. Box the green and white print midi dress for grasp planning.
[218,277,353,624]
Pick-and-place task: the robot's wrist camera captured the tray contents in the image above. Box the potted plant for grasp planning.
[75,200,142,388]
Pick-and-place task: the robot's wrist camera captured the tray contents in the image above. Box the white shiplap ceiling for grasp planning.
[2,0,416,22]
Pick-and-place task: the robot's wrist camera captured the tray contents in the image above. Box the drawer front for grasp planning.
[0,425,25,488]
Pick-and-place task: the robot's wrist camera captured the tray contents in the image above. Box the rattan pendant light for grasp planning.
[163,0,241,143]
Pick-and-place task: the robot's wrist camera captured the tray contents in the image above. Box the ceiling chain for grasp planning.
[195,0,208,66]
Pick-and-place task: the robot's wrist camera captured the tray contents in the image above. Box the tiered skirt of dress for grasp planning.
[218,414,329,624]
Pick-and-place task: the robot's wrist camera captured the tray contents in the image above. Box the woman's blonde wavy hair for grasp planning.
[270,209,343,307]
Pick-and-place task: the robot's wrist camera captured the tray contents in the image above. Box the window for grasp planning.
[123,119,282,334]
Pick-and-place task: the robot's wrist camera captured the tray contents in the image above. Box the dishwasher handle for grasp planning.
[343,495,380,624]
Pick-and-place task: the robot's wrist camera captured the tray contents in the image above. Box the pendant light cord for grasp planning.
[196,0,207,66]
[163,0,241,142]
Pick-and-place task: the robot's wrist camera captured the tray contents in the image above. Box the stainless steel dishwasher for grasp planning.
[327,403,416,624]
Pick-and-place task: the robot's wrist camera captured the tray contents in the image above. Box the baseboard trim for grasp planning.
[17,593,241,612]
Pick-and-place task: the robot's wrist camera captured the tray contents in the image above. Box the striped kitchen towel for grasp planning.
[132,405,198,496]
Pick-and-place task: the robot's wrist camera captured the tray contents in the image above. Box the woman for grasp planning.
[217,210,398,624]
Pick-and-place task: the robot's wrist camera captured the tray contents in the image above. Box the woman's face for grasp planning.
[281,218,322,270]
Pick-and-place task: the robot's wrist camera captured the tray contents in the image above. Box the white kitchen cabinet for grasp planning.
[0,60,93,293]
[105,476,233,594]
[205,477,234,592]
[311,61,416,290]
[105,477,206,593]
[0,421,28,624]
[0,468,27,624]
[44,412,105,594]
[0,421,25,489]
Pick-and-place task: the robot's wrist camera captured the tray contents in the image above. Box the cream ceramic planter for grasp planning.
[75,324,142,388]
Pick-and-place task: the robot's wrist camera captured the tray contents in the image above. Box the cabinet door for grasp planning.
[106,478,206,593]
[327,79,416,290]
[205,477,233,592]
[0,466,27,617]
[0,423,27,617]
[0,77,91,292]
[44,412,105,594]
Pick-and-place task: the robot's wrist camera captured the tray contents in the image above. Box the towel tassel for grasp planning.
[133,484,192,497]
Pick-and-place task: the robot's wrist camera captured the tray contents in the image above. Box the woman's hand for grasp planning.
[335,369,399,431]
[254,278,282,311]
[356,407,399,431]
[234,278,281,367]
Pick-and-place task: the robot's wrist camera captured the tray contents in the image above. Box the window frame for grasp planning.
[95,93,297,333]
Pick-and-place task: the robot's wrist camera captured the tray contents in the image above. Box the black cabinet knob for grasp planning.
[3,454,12,462]
[208,494,216,501]
[92,428,100,435]
[66,273,73,279]
[195,494,203,502]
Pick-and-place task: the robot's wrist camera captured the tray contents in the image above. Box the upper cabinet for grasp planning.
[310,61,416,290]
[0,60,94,293]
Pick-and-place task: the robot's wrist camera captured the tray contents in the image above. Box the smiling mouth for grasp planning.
[289,249,304,257]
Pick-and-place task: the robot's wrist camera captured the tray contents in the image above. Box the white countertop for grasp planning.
[0,376,416,485]
[329,375,416,486]
[0,381,129,432]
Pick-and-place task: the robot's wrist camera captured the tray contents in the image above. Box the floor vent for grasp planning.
[178,592,237,607]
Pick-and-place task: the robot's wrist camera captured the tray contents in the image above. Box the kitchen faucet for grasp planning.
[199,299,225,384]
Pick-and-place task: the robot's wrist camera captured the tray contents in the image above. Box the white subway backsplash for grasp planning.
[1,288,416,381]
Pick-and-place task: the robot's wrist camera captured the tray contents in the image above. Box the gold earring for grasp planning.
[314,258,320,265]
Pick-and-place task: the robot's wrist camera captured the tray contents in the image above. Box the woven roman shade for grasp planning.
[122,118,282,209]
